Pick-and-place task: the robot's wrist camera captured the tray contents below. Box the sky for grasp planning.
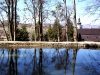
[76,0,100,28]
[14,0,100,28]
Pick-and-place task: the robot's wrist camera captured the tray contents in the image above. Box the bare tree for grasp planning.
[33,0,37,41]
[0,0,18,41]
[0,0,11,40]
[14,0,17,41]
[24,0,46,41]
[63,0,68,41]
[5,0,12,41]
[38,0,45,41]
[24,0,38,41]
[0,14,9,40]
[51,2,62,42]
[72,0,77,41]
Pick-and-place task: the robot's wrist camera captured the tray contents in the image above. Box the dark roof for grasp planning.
[81,35,100,42]
[78,29,100,42]
[78,29,100,35]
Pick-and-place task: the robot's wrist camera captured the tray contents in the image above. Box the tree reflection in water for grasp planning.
[0,48,100,75]
[0,49,9,75]
[51,48,71,75]
[9,48,18,75]
[72,49,77,75]
[39,48,43,75]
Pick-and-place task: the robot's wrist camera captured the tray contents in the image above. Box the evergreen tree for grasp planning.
[47,25,53,41]
[67,17,74,41]
[67,24,74,41]
[47,19,62,41]
[52,19,62,41]
[16,25,29,41]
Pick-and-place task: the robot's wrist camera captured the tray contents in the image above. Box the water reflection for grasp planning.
[0,48,100,75]
[9,49,18,75]
[39,48,43,75]
[72,49,77,75]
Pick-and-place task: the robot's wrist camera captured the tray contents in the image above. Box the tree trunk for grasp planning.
[63,0,68,41]
[40,2,43,41]
[32,0,37,41]
[14,0,17,41]
[57,18,60,42]
[11,0,14,41]
[7,0,12,41]
[38,0,41,41]
[34,9,37,41]
[73,0,77,41]
[38,0,43,41]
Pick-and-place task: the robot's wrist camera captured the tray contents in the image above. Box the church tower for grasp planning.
[77,18,82,29]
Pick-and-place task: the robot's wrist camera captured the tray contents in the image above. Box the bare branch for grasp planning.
[0,14,8,40]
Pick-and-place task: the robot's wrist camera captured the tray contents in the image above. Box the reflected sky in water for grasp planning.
[0,48,100,75]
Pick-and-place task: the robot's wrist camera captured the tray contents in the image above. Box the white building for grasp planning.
[77,18,82,29]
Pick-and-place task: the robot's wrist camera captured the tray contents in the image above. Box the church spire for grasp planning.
[78,17,81,24]
[77,17,82,29]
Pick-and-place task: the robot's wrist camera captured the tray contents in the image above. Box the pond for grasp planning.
[0,48,100,75]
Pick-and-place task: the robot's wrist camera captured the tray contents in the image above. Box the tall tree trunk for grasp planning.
[32,0,37,41]
[63,0,68,41]
[14,0,17,41]
[38,0,43,41]
[56,5,60,42]
[7,0,12,41]
[73,0,77,41]
[40,1,43,41]
[11,0,14,41]
[34,17,37,41]
[57,18,60,42]
[38,0,41,41]
[34,7,37,41]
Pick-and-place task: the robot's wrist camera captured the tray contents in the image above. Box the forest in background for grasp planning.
[0,0,99,41]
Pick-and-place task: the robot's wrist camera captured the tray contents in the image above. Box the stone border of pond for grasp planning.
[0,41,100,49]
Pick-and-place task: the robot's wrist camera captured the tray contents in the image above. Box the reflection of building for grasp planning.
[77,18,100,42]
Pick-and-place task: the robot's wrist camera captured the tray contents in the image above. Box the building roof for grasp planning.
[78,29,100,35]
[78,29,100,42]
[81,35,100,42]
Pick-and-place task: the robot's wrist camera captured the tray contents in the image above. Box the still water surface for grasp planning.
[0,48,100,75]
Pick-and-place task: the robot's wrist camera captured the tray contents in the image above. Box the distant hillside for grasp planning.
[0,21,8,27]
